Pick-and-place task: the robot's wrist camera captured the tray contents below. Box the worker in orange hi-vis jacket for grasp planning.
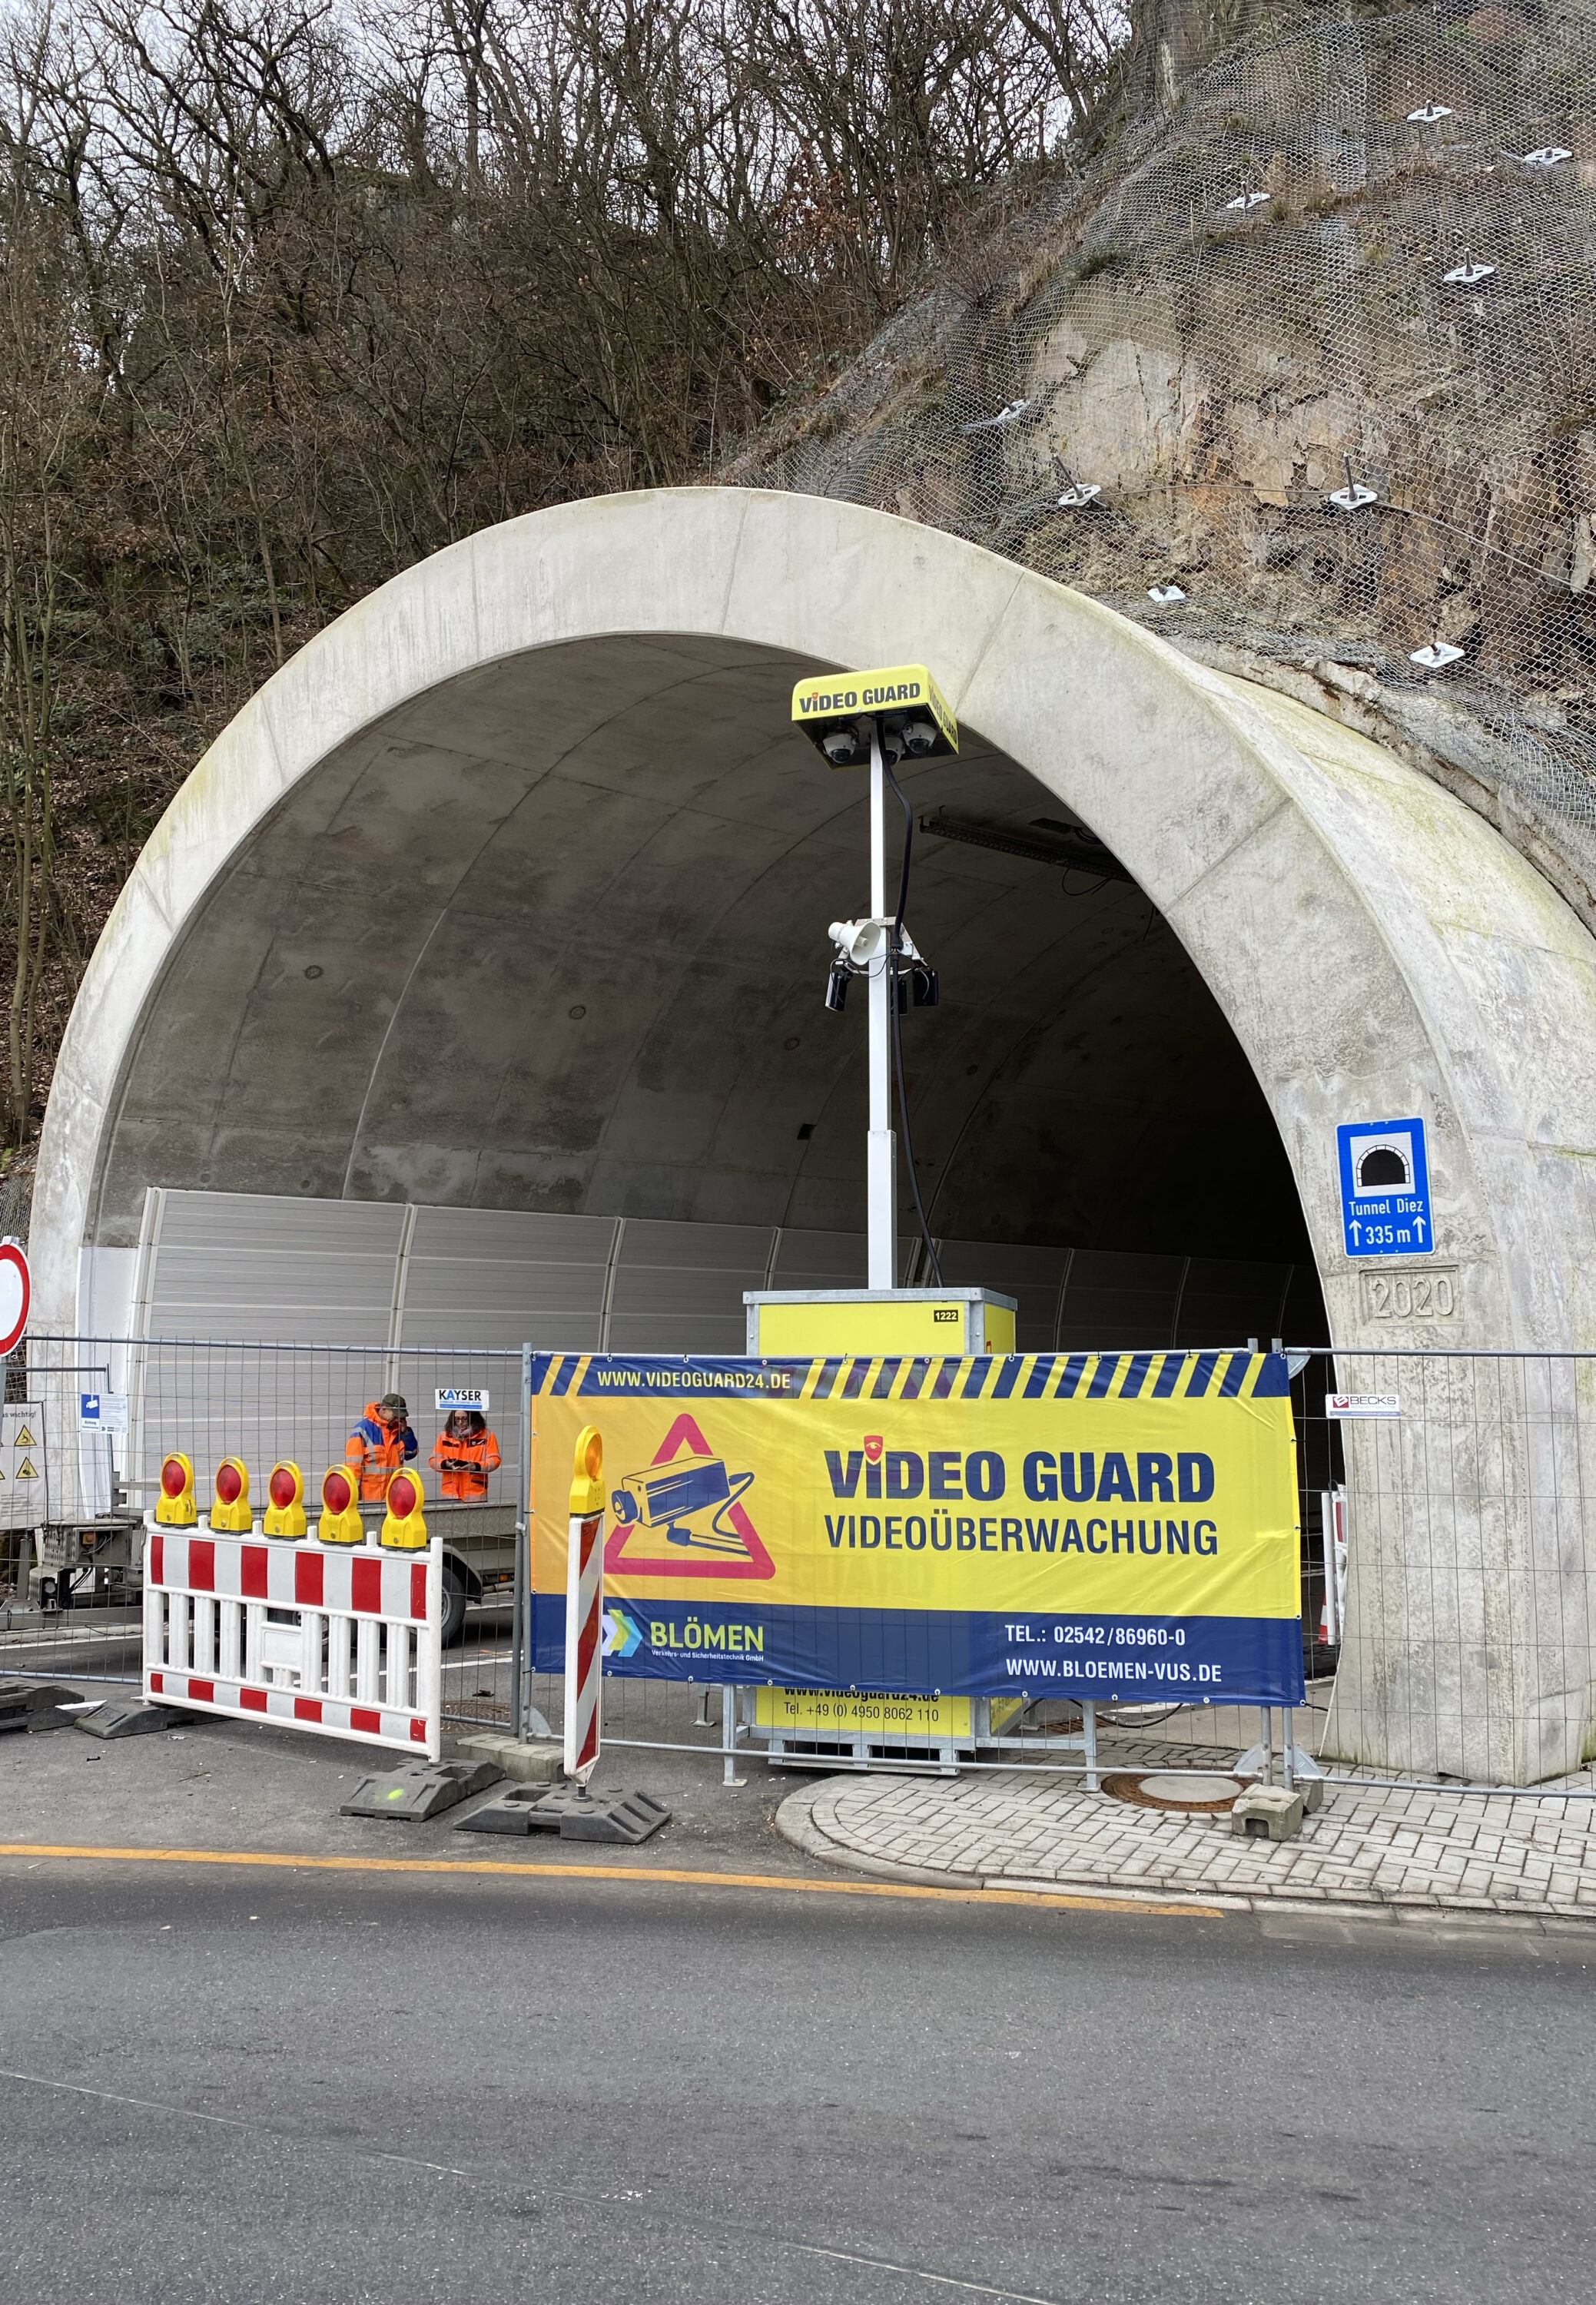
[430,1408,503,1501]
[345,1391,419,1503]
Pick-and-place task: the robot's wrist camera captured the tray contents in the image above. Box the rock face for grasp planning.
[733,0,1596,927]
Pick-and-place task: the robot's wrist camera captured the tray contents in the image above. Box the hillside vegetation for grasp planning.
[5,0,1594,1168]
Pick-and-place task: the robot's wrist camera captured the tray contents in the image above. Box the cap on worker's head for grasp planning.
[379,1391,407,1418]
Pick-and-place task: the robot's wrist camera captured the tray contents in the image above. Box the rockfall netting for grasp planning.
[732,2,1596,847]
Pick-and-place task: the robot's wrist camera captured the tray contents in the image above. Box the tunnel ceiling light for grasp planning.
[921,809,1136,883]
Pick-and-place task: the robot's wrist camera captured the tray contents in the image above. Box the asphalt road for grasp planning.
[2,1856,1591,2305]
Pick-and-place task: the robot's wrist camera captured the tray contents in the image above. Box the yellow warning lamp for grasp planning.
[570,1424,605,1516]
[209,1457,253,1533]
[318,1464,365,1546]
[263,1459,306,1538]
[379,1467,428,1552]
[155,1451,197,1527]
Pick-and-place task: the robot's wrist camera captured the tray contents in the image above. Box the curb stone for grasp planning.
[775,1779,1596,1932]
[776,1787,986,1889]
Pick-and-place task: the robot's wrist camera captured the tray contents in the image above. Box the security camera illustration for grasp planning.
[610,1452,758,1557]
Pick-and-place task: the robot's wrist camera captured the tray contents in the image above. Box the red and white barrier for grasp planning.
[143,1524,443,1759]
[563,1424,606,1783]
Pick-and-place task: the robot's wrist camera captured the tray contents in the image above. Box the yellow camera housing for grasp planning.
[791,663,958,765]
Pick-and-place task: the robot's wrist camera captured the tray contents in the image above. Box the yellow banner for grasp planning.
[528,1348,1304,1704]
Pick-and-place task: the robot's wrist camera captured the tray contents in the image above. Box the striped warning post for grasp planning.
[562,1424,606,1783]
[142,1521,443,1759]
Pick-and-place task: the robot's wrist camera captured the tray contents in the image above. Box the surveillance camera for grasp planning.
[901,720,938,758]
[821,728,860,766]
[876,725,905,767]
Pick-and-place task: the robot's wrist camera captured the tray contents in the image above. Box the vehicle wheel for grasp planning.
[440,1560,468,1646]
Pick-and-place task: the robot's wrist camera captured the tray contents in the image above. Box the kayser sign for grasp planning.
[528,1349,1303,1706]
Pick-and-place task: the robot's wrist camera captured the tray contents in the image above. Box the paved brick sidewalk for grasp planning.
[778,1761,1596,1919]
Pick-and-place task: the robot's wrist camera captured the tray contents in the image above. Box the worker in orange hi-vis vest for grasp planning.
[430,1408,503,1501]
[345,1391,418,1503]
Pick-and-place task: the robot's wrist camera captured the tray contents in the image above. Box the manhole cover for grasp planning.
[1103,1770,1240,1813]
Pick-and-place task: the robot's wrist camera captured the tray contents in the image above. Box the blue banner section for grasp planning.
[532,1596,1306,1706]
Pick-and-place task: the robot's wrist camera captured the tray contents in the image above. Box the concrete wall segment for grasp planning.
[36,486,1596,1370]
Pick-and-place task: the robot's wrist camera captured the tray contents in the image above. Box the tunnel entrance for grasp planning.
[40,486,1596,1784]
[78,631,1326,1353]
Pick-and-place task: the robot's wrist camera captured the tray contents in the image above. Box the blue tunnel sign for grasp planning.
[1337,1117,1434,1257]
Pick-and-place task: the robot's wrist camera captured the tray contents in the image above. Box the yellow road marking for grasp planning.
[0,1842,1222,1917]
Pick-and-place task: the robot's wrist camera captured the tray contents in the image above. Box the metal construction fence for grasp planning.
[0,1336,527,1745]
[4,1336,1596,1793]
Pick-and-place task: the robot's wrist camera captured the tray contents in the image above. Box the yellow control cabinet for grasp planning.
[744,1287,1016,1358]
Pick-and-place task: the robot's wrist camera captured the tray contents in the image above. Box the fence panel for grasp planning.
[5,1338,1594,1789]
[2,1337,524,1740]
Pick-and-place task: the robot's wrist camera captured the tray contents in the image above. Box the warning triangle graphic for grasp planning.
[604,1411,775,1581]
[14,1424,34,1448]
[16,1457,38,1478]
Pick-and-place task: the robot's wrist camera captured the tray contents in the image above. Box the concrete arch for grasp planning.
[34,487,1596,1776]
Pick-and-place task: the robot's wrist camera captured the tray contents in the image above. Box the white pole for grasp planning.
[867,731,897,1288]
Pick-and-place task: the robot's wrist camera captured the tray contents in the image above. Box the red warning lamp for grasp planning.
[155,1450,197,1527]
[380,1467,428,1552]
[318,1464,363,1547]
[209,1456,253,1533]
[263,1458,306,1539]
